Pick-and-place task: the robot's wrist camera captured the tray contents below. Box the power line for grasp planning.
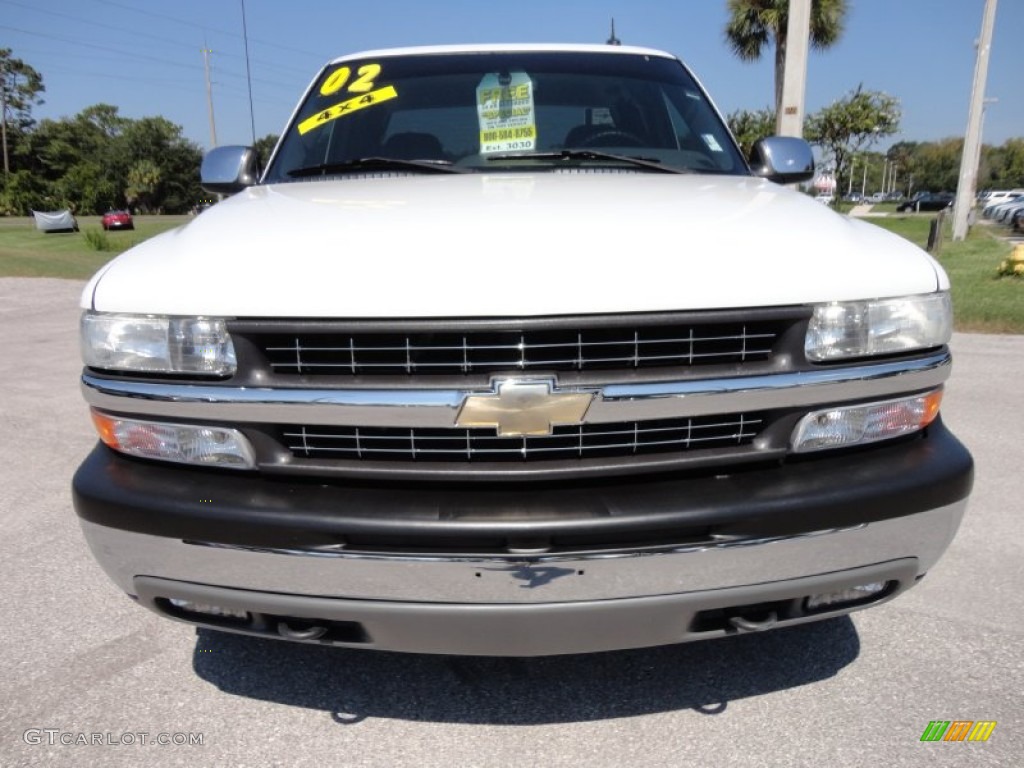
[37,65,199,93]
[0,24,206,73]
[0,25,299,92]
[3,46,159,67]
[0,0,202,53]
[240,0,257,145]
[89,0,328,62]
[1,0,316,78]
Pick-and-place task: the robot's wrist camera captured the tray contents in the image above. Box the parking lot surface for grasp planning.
[0,277,1020,767]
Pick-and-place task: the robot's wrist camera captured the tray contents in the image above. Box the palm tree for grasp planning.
[725,0,847,121]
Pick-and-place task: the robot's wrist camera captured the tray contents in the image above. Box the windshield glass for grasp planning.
[264,50,747,182]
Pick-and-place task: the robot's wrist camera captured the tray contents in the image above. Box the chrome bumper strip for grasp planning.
[191,526,860,561]
[82,351,950,428]
[80,502,966,604]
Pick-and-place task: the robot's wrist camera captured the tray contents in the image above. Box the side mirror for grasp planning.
[749,136,814,184]
[200,146,259,195]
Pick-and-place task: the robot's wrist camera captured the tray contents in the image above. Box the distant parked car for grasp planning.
[1011,209,1024,232]
[101,210,134,230]
[867,192,885,203]
[896,193,953,212]
[981,189,1024,209]
[995,199,1024,224]
[985,195,1024,221]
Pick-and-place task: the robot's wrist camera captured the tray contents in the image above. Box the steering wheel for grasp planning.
[575,130,646,148]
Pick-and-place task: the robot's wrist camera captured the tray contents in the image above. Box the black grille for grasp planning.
[253,322,784,376]
[282,414,763,463]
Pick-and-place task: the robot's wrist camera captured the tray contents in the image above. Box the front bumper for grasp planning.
[125,558,924,656]
[73,421,972,655]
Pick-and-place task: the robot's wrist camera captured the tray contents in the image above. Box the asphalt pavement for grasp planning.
[0,277,1020,767]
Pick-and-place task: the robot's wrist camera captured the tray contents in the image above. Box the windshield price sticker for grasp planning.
[477,72,537,153]
[298,85,399,135]
[702,134,724,152]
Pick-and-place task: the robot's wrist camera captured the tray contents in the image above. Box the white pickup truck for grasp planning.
[73,44,973,656]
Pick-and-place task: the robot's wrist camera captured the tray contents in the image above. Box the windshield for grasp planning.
[264,50,747,182]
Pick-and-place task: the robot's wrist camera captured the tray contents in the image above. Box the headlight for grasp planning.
[81,312,236,375]
[805,293,952,362]
[791,389,943,453]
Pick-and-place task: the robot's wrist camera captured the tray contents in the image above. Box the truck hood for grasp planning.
[86,173,946,317]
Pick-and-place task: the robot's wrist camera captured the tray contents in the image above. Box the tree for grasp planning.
[870,139,1024,199]
[118,116,202,213]
[78,103,126,140]
[0,48,45,176]
[0,169,46,215]
[125,159,162,213]
[726,108,776,157]
[253,133,279,172]
[724,0,847,120]
[886,140,918,195]
[4,104,202,215]
[805,85,900,200]
[984,138,1024,190]
[909,138,962,193]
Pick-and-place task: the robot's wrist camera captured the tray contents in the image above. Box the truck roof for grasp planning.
[327,43,678,66]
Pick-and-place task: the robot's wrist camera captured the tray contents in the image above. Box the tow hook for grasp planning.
[728,611,778,633]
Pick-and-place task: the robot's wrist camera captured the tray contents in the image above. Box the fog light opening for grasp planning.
[164,598,250,622]
[805,581,891,612]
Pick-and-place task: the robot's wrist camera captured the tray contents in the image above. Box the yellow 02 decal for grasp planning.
[319,66,351,96]
[348,63,381,93]
[297,85,399,135]
[319,63,382,96]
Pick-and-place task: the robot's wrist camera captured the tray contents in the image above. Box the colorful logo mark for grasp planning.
[920,721,996,742]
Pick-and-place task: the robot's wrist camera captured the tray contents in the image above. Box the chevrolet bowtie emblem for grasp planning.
[456,379,594,437]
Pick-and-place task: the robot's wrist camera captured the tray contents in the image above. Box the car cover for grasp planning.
[32,209,78,232]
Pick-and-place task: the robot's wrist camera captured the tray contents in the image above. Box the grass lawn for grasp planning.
[864,214,1022,333]
[0,215,189,279]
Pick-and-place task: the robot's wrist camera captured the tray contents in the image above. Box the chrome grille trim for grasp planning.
[281,415,763,462]
[81,351,952,429]
[254,324,781,375]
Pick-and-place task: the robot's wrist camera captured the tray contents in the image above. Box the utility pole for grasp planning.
[201,45,218,149]
[777,0,811,136]
[1,59,9,177]
[973,97,998,195]
[952,0,998,241]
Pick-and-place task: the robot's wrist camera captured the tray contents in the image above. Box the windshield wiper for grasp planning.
[487,150,695,175]
[287,157,468,177]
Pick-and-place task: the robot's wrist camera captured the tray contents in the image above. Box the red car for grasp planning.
[101,210,134,230]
